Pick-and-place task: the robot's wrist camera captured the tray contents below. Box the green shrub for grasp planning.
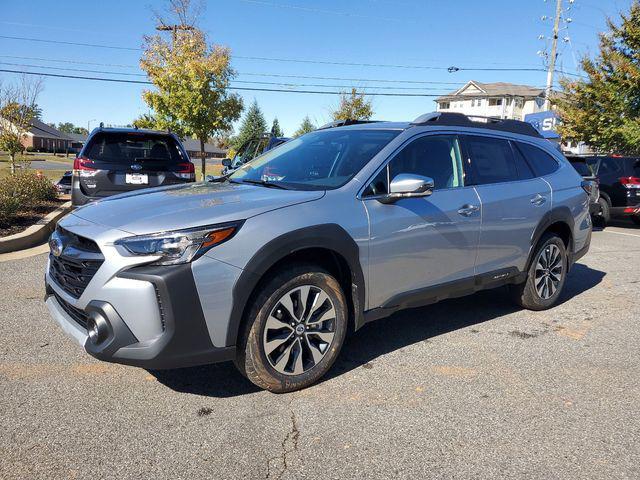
[0,195,20,225]
[0,170,57,208]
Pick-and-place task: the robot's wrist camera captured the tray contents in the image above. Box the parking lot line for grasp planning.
[600,229,640,238]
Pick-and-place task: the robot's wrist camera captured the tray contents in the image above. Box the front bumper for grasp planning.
[46,262,236,370]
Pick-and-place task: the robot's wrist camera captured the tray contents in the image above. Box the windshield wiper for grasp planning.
[240,179,288,190]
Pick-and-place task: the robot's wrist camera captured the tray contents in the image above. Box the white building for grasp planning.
[435,81,547,121]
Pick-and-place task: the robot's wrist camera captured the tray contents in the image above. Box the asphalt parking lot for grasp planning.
[1,222,639,479]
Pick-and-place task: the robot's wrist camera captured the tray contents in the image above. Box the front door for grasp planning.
[362,134,481,309]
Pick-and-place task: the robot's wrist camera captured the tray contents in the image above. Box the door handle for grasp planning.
[458,204,479,217]
[530,194,547,206]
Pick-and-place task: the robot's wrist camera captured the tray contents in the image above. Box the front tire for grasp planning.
[510,233,568,311]
[235,264,348,393]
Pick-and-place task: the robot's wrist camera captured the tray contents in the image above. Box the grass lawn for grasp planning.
[0,152,222,182]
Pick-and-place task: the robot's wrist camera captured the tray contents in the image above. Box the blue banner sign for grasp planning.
[524,111,561,139]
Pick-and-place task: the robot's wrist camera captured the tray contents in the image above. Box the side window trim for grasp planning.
[358,132,465,199]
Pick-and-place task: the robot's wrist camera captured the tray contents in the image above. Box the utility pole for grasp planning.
[156,23,195,42]
[545,0,563,110]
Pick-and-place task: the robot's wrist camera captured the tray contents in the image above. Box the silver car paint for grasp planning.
[46,122,591,355]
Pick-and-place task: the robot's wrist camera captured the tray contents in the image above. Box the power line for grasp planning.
[0,34,580,75]
[0,55,470,85]
[0,69,449,97]
[0,62,457,91]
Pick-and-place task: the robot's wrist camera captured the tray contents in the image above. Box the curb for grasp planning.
[0,201,72,254]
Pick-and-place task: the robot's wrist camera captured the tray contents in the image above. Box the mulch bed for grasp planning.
[0,199,67,237]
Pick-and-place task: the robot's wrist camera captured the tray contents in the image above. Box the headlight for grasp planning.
[114,222,242,265]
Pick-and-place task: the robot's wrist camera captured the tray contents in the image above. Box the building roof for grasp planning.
[66,132,88,143]
[181,138,227,155]
[28,119,73,140]
[436,81,545,102]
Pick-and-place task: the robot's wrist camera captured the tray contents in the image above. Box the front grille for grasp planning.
[48,227,104,298]
[53,292,89,329]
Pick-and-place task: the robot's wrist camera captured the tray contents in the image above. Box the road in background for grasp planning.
[1,226,639,479]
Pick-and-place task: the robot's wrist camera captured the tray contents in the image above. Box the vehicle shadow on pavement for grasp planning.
[149,263,605,397]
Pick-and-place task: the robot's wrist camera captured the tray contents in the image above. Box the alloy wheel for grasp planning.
[534,244,563,300]
[262,285,337,376]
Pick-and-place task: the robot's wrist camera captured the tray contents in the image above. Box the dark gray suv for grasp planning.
[46,113,592,392]
[71,127,195,206]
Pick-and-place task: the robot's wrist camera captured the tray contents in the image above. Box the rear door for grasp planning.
[462,135,551,276]
[78,132,190,198]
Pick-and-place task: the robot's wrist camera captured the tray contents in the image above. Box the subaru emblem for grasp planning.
[49,231,64,257]
[131,164,142,171]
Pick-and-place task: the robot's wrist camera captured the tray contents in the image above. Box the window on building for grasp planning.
[439,102,450,109]
[488,98,503,106]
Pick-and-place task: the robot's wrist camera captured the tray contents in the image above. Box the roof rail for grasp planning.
[317,119,381,130]
[410,112,542,138]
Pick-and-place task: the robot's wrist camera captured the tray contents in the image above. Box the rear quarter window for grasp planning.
[84,133,185,164]
[515,142,560,177]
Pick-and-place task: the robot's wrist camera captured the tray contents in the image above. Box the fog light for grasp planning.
[86,313,109,344]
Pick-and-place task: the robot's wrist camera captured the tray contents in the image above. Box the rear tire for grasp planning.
[235,264,348,393]
[631,215,640,227]
[510,233,568,311]
[597,197,610,227]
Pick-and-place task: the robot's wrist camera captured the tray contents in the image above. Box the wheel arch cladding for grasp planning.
[527,206,575,270]
[225,224,365,346]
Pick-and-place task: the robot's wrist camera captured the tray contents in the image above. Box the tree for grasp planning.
[271,117,284,137]
[72,126,89,135]
[293,116,316,137]
[331,88,374,122]
[132,113,159,130]
[57,122,75,134]
[0,75,43,173]
[233,100,267,149]
[140,0,243,179]
[555,2,640,154]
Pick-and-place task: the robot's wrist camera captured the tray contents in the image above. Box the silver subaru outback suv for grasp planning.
[45,112,592,392]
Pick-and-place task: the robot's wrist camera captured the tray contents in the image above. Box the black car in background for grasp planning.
[54,171,72,195]
[581,156,640,226]
[566,155,602,225]
[72,128,195,206]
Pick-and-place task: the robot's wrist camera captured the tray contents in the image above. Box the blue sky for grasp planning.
[0,0,632,136]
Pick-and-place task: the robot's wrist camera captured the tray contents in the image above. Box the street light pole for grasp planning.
[544,0,563,111]
[87,119,97,132]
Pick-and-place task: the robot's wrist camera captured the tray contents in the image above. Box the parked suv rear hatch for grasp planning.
[75,131,194,199]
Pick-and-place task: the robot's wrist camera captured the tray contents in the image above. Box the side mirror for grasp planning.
[379,174,434,204]
[221,158,232,167]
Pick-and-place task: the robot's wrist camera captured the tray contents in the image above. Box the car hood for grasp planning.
[71,181,325,235]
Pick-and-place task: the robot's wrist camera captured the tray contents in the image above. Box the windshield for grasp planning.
[229,129,400,190]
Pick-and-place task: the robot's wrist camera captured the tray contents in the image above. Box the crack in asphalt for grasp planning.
[265,397,299,480]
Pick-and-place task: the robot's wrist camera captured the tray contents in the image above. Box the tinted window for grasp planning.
[465,135,518,185]
[230,129,400,190]
[363,135,464,196]
[84,133,184,164]
[516,142,559,176]
[362,167,388,196]
[510,141,535,180]
[634,160,640,177]
[570,161,591,176]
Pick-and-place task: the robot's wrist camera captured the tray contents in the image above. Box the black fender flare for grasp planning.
[526,206,575,270]
[225,224,365,346]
